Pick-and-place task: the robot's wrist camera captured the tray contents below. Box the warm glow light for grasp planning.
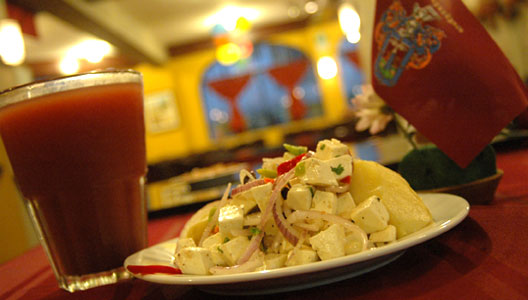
[59,55,80,75]
[204,6,259,32]
[0,19,26,66]
[346,31,361,44]
[304,1,319,14]
[69,39,112,63]
[317,56,338,79]
[338,3,361,43]
[216,42,241,65]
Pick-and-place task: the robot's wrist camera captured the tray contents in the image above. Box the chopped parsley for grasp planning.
[320,144,326,150]
[223,237,230,243]
[331,164,344,175]
[217,246,223,254]
[250,227,262,235]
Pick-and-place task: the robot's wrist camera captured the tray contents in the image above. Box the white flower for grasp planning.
[351,85,393,135]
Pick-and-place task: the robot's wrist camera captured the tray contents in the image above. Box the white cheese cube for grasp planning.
[369,225,397,243]
[285,247,318,266]
[202,232,223,248]
[283,151,296,161]
[350,195,389,233]
[314,139,350,160]
[344,230,365,255]
[175,247,214,275]
[202,233,228,266]
[309,224,346,260]
[261,157,285,172]
[175,237,196,254]
[299,158,338,187]
[286,184,313,211]
[252,182,273,213]
[311,190,338,214]
[336,192,356,218]
[218,236,250,266]
[264,253,287,270]
[218,205,244,237]
[327,155,353,180]
[230,192,257,215]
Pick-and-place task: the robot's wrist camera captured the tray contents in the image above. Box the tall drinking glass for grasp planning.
[0,70,148,292]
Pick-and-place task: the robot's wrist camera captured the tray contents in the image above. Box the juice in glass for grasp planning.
[0,70,148,292]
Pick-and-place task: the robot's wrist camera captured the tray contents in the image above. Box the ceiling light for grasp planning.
[304,1,319,14]
[204,6,259,32]
[69,39,112,63]
[288,6,301,18]
[317,56,337,80]
[0,19,26,66]
[338,3,361,43]
[216,42,241,66]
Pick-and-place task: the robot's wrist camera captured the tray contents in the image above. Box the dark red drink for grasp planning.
[0,71,148,291]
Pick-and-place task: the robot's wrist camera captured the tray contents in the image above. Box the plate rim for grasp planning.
[124,192,469,286]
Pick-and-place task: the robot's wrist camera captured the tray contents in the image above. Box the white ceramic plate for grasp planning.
[125,193,469,295]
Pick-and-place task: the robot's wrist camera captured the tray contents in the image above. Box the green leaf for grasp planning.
[250,227,262,235]
[331,164,344,175]
[283,143,307,156]
[319,144,326,150]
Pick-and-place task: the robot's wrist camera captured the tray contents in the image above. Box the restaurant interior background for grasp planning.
[1,0,527,264]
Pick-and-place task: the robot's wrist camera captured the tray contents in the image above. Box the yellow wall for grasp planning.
[137,19,361,165]
[0,139,39,263]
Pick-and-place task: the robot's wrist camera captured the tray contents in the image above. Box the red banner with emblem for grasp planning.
[371,0,528,167]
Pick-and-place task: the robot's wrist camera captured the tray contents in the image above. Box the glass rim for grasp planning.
[0,69,142,109]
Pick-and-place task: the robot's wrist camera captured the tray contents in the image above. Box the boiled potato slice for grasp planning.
[349,160,433,238]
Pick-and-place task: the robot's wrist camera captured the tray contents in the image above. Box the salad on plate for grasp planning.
[175,138,433,275]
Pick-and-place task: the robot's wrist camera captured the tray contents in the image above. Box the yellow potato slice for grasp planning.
[349,160,433,238]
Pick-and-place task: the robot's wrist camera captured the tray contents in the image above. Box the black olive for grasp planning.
[281,186,290,199]
[242,174,251,184]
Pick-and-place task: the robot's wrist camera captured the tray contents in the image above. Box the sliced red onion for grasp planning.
[287,210,368,251]
[236,231,264,265]
[198,183,231,246]
[210,252,264,275]
[272,185,301,246]
[237,170,294,264]
[231,178,268,196]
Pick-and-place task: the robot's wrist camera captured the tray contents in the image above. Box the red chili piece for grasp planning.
[340,175,351,184]
[277,153,306,175]
[127,265,182,275]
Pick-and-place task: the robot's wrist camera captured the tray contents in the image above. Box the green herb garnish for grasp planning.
[294,161,306,177]
[223,237,230,243]
[217,246,224,254]
[331,164,344,175]
[283,143,307,156]
[250,227,262,235]
[320,144,326,150]
[256,168,278,178]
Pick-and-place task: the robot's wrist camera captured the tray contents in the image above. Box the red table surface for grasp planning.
[1,145,527,300]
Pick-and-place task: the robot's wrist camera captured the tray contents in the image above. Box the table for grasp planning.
[1,144,527,300]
